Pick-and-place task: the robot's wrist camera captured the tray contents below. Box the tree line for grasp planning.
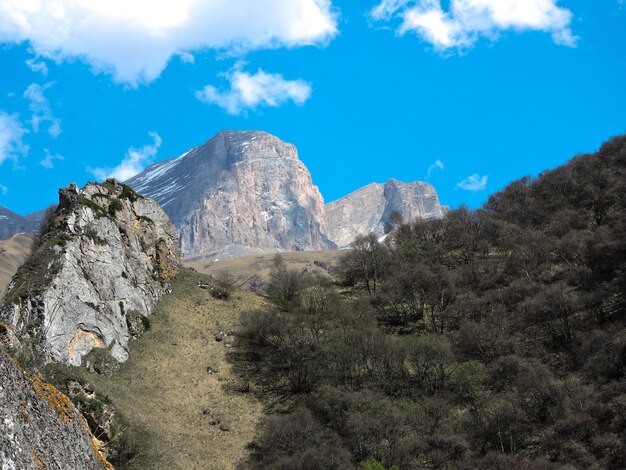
[233,135,626,469]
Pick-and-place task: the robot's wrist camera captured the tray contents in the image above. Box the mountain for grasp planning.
[0,205,44,240]
[0,233,33,296]
[127,130,448,258]
[325,178,447,247]
[127,130,334,260]
[1,180,181,366]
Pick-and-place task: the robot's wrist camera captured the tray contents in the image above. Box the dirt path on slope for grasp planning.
[85,269,266,469]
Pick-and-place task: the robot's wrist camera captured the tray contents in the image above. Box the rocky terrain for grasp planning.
[46,269,267,468]
[127,130,335,260]
[0,180,181,367]
[0,205,43,240]
[325,178,447,247]
[0,233,33,295]
[0,350,110,469]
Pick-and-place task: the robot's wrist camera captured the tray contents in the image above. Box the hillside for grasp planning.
[42,269,266,468]
[186,249,344,293]
[0,233,33,296]
[232,135,626,469]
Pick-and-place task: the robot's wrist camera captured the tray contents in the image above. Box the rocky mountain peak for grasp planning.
[0,179,181,366]
[325,178,447,248]
[127,130,334,260]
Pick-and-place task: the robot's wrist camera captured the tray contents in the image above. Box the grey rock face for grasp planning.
[127,130,335,260]
[0,206,43,240]
[0,350,110,469]
[325,179,447,247]
[0,180,181,366]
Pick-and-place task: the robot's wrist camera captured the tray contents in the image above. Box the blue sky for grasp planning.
[0,0,624,215]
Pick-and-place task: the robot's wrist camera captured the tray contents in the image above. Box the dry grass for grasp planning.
[0,233,33,297]
[81,269,267,469]
[185,249,345,291]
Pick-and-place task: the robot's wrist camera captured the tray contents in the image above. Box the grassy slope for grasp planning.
[185,250,345,291]
[0,233,33,296]
[73,269,267,469]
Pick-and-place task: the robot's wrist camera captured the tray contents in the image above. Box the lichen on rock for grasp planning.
[0,350,112,469]
[0,179,181,366]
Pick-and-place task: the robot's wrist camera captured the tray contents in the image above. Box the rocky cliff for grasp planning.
[325,178,447,247]
[0,180,181,366]
[0,205,43,240]
[0,350,111,469]
[127,131,335,260]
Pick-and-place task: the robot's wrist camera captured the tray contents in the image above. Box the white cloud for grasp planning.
[177,51,195,64]
[457,173,488,191]
[0,111,28,165]
[89,132,162,182]
[40,149,64,169]
[196,68,312,115]
[370,0,576,50]
[427,159,444,177]
[23,83,62,138]
[0,0,338,85]
[0,184,8,196]
[26,57,48,75]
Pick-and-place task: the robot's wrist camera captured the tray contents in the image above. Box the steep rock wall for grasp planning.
[0,180,181,366]
[127,131,334,260]
[0,350,110,469]
[325,179,447,247]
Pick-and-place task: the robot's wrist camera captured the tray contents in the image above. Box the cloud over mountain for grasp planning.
[196,68,312,115]
[89,132,162,181]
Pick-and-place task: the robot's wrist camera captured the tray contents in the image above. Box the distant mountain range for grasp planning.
[0,206,44,240]
[127,130,446,259]
[0,131,447,258]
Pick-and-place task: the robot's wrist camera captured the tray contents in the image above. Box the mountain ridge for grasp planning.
[127,130,335,260]
[0,205,44,240]
[325,177,447,247]
[127,130,446,258]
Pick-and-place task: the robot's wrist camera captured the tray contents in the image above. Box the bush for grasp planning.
[210,274,234,300]
[108,198,123,216]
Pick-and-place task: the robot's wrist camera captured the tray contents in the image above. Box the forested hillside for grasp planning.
[234,136,626,469]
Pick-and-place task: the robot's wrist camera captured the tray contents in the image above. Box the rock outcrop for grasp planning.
[0,205,43,240]
[0,180,181,366]
[127,130,335,260]
[325,178,447,247]
[0,350,110,469]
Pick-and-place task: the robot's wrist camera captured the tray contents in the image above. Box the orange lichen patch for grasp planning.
[32,452,45,470]
[155,240,180,281]
[91,437,114,470]
[0,321,11,342]
[68,329,105,363]
[30,375,77,422]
